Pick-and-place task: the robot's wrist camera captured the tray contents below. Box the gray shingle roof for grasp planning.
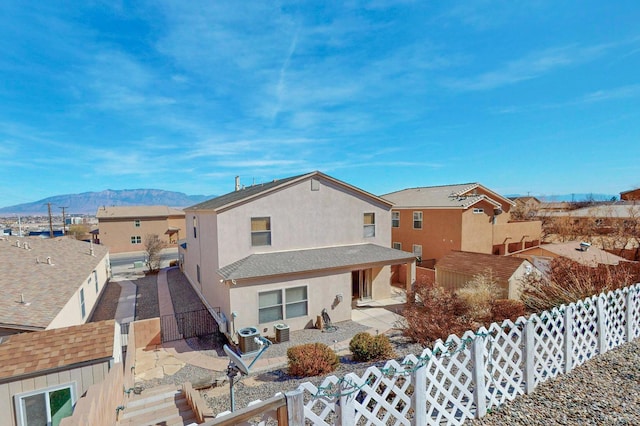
[381,183,513,209]
[219,243,416,281]
[0,237,109,329]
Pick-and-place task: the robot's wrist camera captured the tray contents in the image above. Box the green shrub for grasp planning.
[349,332,396,362]
[287,343,339,378]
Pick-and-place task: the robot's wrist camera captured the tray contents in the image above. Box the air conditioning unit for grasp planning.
[237,327,261,354]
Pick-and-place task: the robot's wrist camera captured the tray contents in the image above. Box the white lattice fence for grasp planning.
[528,307,565,386]
[603,291,627,349]
[571,296,599,367]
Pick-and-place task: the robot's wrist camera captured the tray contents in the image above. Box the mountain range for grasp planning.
[0,189,214,216]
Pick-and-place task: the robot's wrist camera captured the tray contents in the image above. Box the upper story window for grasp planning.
[413,211,423,229]
[134,219,141,227]
[80,288,86,319]
[251,217,271,246]
[363,213,375,238]
[473,208,484,214]
[392,211,400,228]
[130,235,142,244]
[193,216,197,238]
[393,242,402,250]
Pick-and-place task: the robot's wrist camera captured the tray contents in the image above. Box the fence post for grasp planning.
[284,389,304,425]
[523,320,535,394]
[411,363,427,426]
[471,337,486,419]
[564,305,573,374]
[335,379,355,426]
[626,290,635,343]
[596,296,608,354]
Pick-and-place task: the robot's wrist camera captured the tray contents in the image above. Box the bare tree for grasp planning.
[144,234,166,273]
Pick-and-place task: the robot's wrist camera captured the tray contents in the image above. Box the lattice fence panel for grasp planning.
[530,308,564,386]
[351,361,412,426]
[298,377,338,425]
[424,335,475,425]
[602,291,626,350]
[627,285,640,339]
[572,297,598,367]
[482,320,525,409]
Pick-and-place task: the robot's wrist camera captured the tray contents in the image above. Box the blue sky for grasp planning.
[1,1,639,209]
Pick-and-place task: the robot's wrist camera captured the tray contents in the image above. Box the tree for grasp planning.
[66,224,91,241]
[144,234,166,273]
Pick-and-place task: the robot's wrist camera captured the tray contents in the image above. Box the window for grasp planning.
[130,235,142,244]
[473,208,484,214]
[259,290,283,323]
[393,242,402,250]
[258,286,308,323]
[134,219,141,227]
[363,213,375,237]
[412,244,422,257]
[15,384,76,426]
[196,265,201,283]
[311,178,320,191]
[392,211,400,228]
[285,286,308,318]
[251,217,271,246]
[413,211,423,229]
[193,216,197,238]
[80,289,86,319]
[94,271,99,293]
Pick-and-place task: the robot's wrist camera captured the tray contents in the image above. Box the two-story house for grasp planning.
[96,205,185,253]
[381,183,542,267]
[180,171,416,337]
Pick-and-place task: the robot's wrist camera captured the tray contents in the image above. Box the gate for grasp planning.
[160,308,219,343]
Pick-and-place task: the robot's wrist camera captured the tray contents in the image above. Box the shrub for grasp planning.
[287,343,339,378]
[491,299,526,323]
[349,332,396,362]
[456,269,502,324]
[403,284,473,345]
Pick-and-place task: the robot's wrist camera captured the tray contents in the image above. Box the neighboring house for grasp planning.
[0,236,110,336]
[537,201,573,213]
[542,203,640,235]
[95,205,185,253]
[382,183,542,267]
[510,196,541,219]
[620,188,640,201]
[181,171,416,338]
[435,251,537,300]
[510,241,630,268]
[0,320,120,426]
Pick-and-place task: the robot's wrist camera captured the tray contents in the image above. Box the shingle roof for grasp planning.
[523,242,628,267]
[0,320,115,382]
[219,243,416,281]
[381,183,513,209]
[0,237,109,329]
[96,205,184,218]
[187,171,392,212]
[436,251,528,283]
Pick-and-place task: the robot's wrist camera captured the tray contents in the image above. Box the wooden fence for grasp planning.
[207,283,640,425]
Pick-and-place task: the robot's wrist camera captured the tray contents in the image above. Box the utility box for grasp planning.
[238,327,260,354]
[274,323,290,343]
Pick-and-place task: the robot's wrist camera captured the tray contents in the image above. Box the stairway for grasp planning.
[118,384,199,426]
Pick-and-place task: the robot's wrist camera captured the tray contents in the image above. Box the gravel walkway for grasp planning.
[467,339,640,426]
[89,280,121,322]
[166,268,208,313]
[133,273,160,320]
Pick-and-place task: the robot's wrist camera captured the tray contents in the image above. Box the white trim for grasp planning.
[14,382,77,426]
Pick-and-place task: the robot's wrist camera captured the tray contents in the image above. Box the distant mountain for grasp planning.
[0,189,214,216]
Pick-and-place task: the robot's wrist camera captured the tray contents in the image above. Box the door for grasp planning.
[351,269,372,301]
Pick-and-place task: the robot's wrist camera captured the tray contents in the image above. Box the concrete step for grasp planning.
[125,389,181,409]
[119,397,196,426]
[121,395,188,419]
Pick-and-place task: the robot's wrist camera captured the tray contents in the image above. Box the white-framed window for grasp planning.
[134,219,141,227]
[311,178,320,191]
[251,217,271,246]
[412,244,422,257]
[94,271,99,293]
[413,211,423,229]
[392,211,400,228]
[79,288,86,319]
[258,286,308,323]
[363,213,375,237]
[393,242,402,250]
[473,208,484,214]
[193,216,197,238]
[130,235,142,244]
[14,383,76,426]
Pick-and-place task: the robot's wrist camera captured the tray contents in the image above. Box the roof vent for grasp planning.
[579,242,591,252]
[23,242,29,250]
[89,241,95,256]
[19,293,30,306]
[46,256,54,265]
[15,240,21,248]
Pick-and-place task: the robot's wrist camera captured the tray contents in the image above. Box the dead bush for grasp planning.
[287,343,339,378]
[491,299,526,323]
[456,269,502,324]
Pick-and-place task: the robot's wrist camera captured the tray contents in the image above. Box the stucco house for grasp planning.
[0,236,110,336]
[620,188,640,201]
[0,319,120,426]
[381,183,542,268]
[435,251,537,300]
[95,205,185,253]
[180,171,416,339]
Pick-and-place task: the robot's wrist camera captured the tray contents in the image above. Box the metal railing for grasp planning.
[160,307,220,343]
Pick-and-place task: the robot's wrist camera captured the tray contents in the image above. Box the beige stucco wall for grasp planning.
[98,215,185,253]
[47,254,110,330]
[460,201,495,254]
[1,362,111,426]
[507,261,535,300]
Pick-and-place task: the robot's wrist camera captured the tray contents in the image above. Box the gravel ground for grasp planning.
[89,280,121,322]
[133,273,160,320]
[467,339,640,426]
[166,268,208,313]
